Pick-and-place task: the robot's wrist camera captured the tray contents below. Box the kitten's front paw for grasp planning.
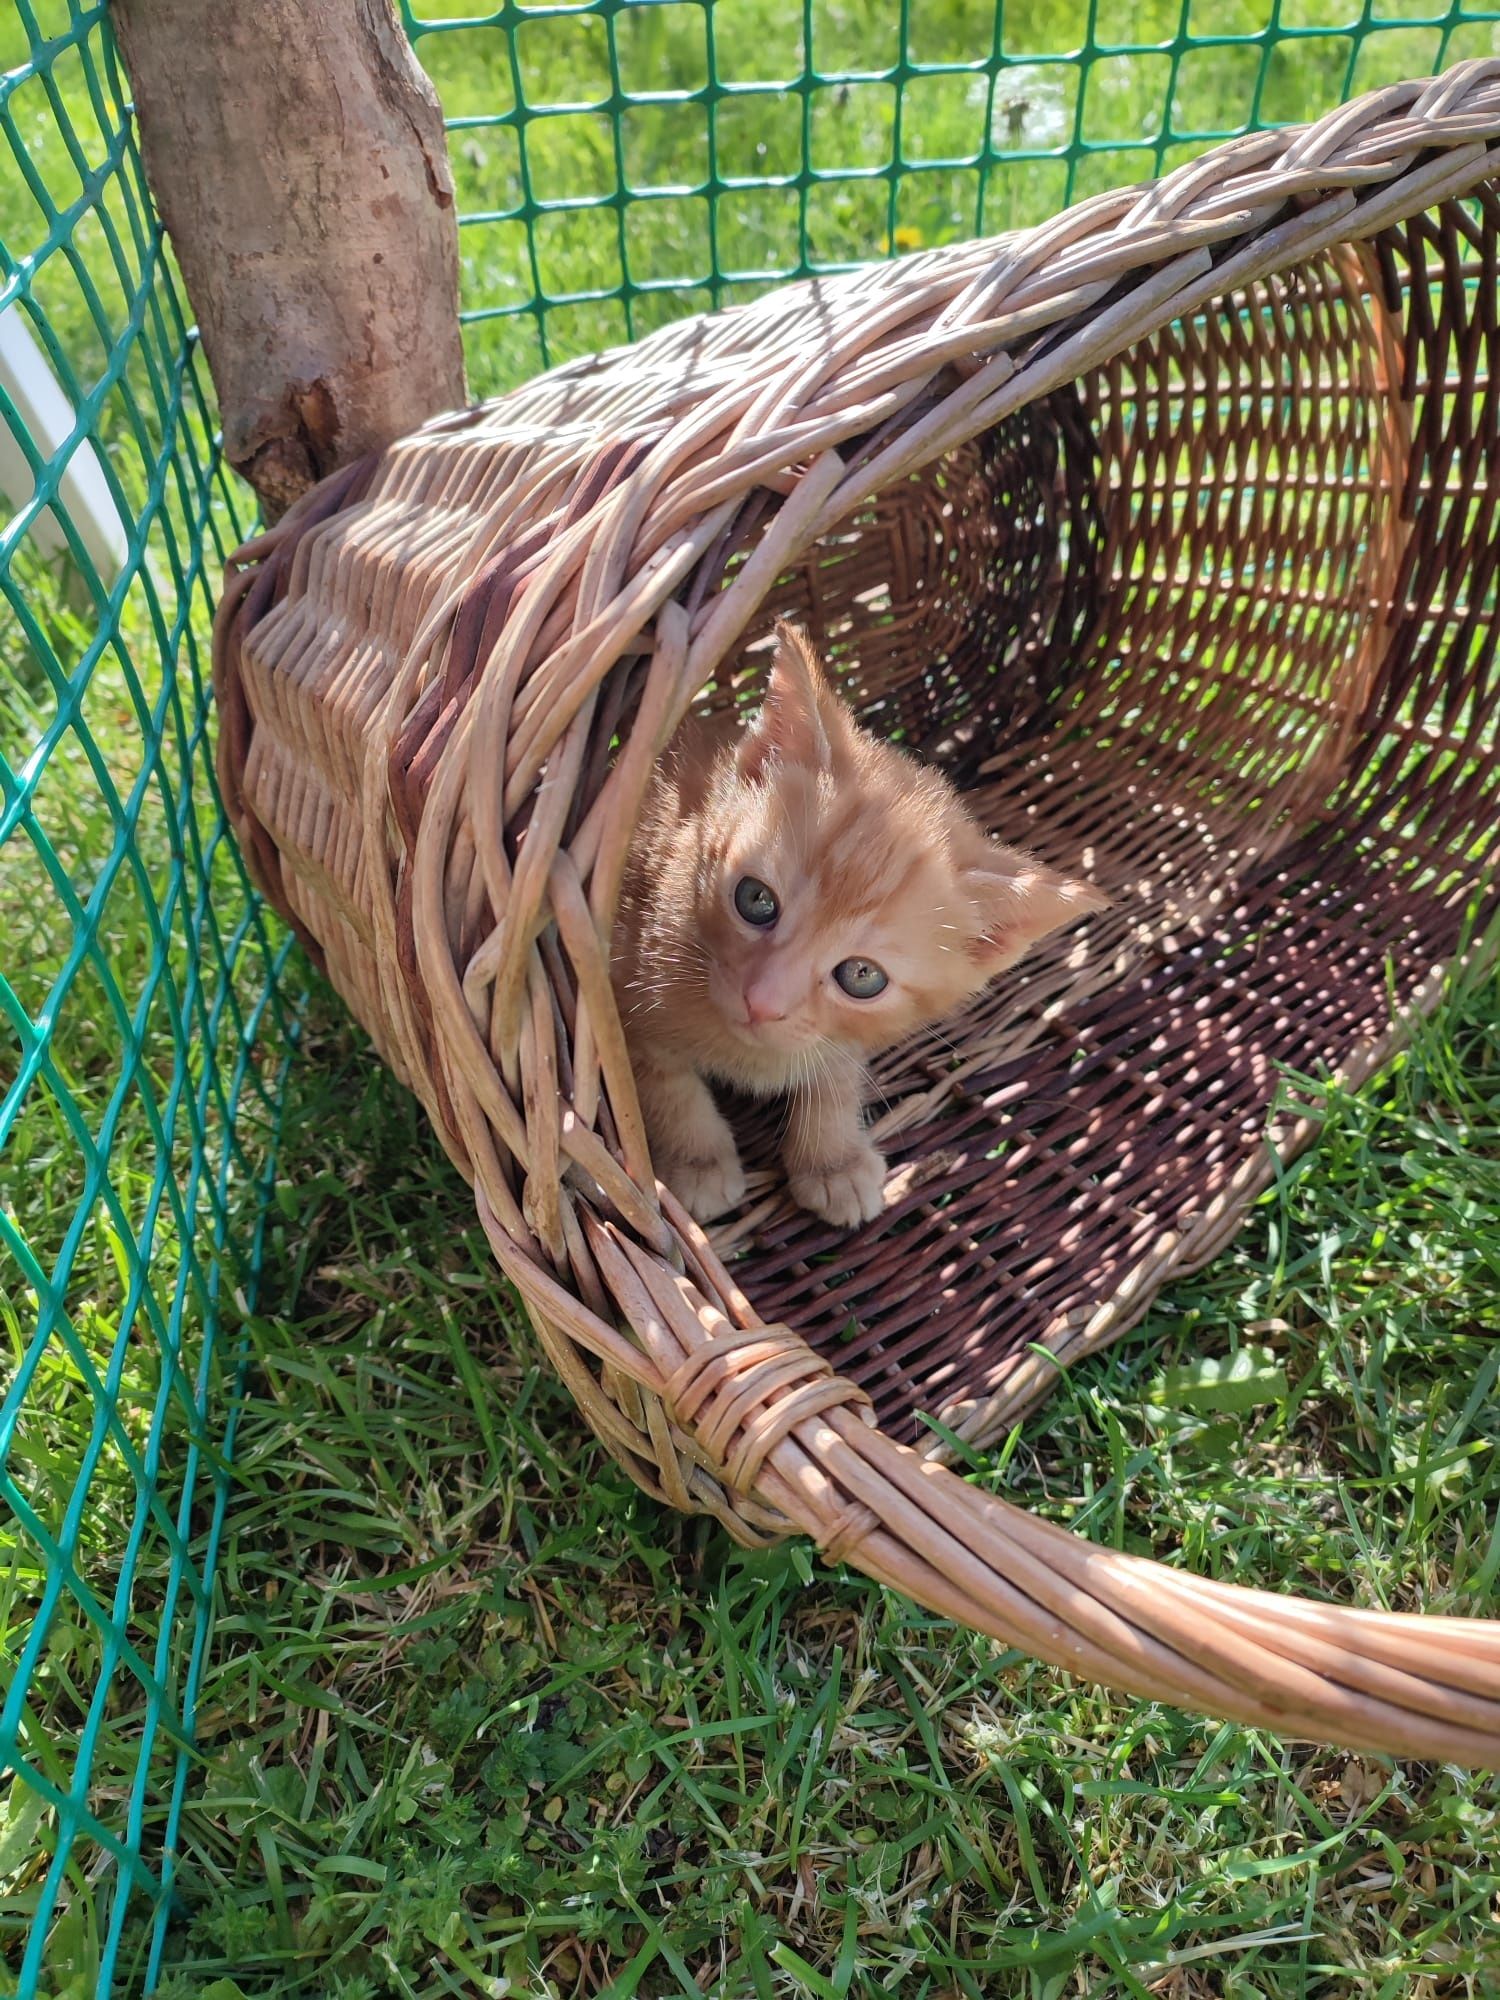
[666,1145,747,1224]
[789,1143,886,1228]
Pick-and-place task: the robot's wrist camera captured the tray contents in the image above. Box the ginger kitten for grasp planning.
[612,621,1106,1227]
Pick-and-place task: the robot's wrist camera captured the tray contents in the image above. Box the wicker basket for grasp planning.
[215,65,1500,1763]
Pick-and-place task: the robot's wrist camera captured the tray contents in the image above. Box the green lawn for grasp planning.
[158,978,1500,1999]
[3,2,1500,1995]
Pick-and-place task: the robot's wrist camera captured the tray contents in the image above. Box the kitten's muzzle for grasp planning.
[738,955,807,1030]
[740,980,788,1027]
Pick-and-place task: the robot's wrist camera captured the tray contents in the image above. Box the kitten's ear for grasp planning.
[738,621,838,781]
[963,843,1110,973]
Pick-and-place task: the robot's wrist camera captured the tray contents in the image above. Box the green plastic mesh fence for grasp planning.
[1,2,300,1993]
[405,0,1500,395]
[3,0,1499,1990]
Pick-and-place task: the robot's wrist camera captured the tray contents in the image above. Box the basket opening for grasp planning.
[686,219,1500,1445]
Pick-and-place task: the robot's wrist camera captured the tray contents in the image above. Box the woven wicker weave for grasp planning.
[215,65,1500,1761]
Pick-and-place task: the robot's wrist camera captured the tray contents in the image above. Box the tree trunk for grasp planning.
[111,0,467,518]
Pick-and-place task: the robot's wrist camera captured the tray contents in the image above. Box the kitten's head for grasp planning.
[693,621,1107,1061]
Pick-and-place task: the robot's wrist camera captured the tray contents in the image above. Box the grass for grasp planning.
[158,972,1500,1997]
[2,0,1500,1994]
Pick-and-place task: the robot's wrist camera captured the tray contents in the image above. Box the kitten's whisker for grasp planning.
[774,1054,803,1144]
[921,1023,966,1066]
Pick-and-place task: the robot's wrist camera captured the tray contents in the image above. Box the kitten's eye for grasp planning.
[834,957,888,998]
[734,876,779,927]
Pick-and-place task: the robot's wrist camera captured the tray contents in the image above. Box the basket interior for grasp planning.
[688,209,1500,1443]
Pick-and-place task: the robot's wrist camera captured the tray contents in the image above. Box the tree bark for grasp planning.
[111,0,467,518]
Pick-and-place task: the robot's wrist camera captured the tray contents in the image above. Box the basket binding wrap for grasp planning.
[215,65,1500,1761]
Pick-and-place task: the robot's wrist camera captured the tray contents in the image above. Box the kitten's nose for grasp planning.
[741,980,786,1026]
